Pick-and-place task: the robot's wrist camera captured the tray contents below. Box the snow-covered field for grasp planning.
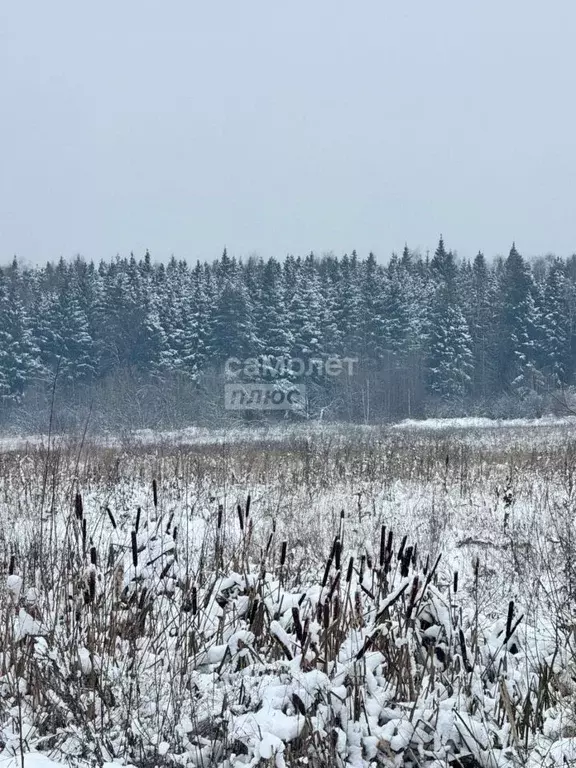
[1,419,575,767]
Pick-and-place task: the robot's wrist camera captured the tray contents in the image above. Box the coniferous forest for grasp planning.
[1,238,576,430]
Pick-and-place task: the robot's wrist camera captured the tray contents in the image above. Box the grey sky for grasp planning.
[1,1,574,266]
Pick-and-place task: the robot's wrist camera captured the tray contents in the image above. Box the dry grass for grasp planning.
[0,426,575,767]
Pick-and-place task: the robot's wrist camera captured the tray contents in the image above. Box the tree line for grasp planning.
[1,239,575,428]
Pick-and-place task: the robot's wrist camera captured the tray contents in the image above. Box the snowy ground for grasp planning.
[0,420,575,767]
[2,412,576,451]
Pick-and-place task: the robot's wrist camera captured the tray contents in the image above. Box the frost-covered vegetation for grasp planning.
[3,241,576,428]
[1,422,576,767]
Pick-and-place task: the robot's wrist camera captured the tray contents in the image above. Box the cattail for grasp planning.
[354,588,363,622]
[8,554,15,576]
[327,571,341,602]
[172,525,178,543]
[292,693,306,717]
[217,504,223,529]
[249,598,260,625]
[385,530,394,570]
[75,492,83,520]
[152,479,158,508]
[346,556,354,583]
[280,541,287,566]
[459,628,472,672]
[107,507,117,529]
[323,600,330,630]
[406,576,419,621]
[237,504,244,532]
[401,546,413,577]
[166,511,174,534]
[302,617,310,644]
[321,553,333,588]
[453,571,458,593]
[398,534,407,562]
[379,525,386,568]
[334,539,341,571]
[82,519,87,553]
[114,564,124,600]
[292,607,304,644]
[333,593,340,621]
[191,585,198,615]
[245,494,251,519]
[330,536,339,561]
[423,554,429,575]
[505,600,514,641]
[135,507,141,533]
[356,632,377,660]
[88,569,96,602]
[90,546,97,566]
[298,592,307,606]
[131,531,138,567]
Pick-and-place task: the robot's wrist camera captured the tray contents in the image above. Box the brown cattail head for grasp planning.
[379,526,386,568]
[131,531,138,567]
[346,556,354,583]
[114,564,124,600]
[398,534,407,562]
[237,504,244,532]
[88,569,96,602]
[191,585,198,615]
[401,546,413,577]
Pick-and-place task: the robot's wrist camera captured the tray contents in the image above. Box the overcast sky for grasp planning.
[1,1,574,266]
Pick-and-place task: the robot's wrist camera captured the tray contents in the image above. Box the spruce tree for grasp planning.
[498,244,541,391]
[0,268,38,401]
[426,238,474,399]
